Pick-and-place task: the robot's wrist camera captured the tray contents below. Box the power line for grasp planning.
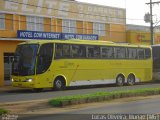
[146,1,160,4]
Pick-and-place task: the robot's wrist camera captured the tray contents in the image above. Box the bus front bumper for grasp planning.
[12,81,34,88]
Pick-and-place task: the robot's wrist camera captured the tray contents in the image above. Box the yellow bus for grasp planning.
[12,39,152,91]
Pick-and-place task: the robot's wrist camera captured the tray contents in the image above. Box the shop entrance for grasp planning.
[4,53,14,85]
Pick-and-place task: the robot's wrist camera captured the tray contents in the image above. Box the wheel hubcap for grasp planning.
[118,77,123,84]
[55,80,62,88]
[128,76,134,84]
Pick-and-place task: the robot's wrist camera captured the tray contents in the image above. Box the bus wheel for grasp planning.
[54,77,66,90]
[127,74,135,86]
[116,75,124,86]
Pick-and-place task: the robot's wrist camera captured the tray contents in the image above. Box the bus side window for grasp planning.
[71,45,80,58]
[79,45,86,58]
[93,46,100,58]
[87,46,100,58]
[128,48,137,59]
[55,44,63,58]
[101,47,114,59]
[62,44,71,58]
[101,47,108,58]
[108,47,114,58]
[72,45,86,58]
[137,49,145,59]
[87,46,94,58]
[114,47,126,59]
[145,48,151,59]
[126,48,129,59]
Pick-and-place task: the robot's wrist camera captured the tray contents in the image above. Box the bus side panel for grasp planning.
[53,58,152,87]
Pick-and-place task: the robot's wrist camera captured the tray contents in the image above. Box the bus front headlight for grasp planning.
[27,78,33,82]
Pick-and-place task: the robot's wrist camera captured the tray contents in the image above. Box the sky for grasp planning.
[77,0,160,26]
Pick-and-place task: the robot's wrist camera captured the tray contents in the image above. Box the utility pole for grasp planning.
[150,0,154,45]
[146,1,160,45]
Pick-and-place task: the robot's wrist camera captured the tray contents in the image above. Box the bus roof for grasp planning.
[19,39,151,48]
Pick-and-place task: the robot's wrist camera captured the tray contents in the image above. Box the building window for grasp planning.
[27,16,44,31]
[62,19,76,33]
[0,14,5,30]
[93,23,105,36]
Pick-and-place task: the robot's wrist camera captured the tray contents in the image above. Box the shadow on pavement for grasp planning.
[0,80,160,94]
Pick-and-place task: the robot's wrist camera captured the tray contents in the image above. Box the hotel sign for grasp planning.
[61,33,98,40]
[17,30,98,40]
[0,0,126,24]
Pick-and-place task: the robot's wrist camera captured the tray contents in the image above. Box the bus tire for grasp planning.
[54,77,66,91]
[116,74,125,86]
[127,74,135,86]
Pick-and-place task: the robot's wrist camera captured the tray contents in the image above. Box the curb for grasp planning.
[0,86,27,93]
[49,89,160,107]
[0,99,49,106]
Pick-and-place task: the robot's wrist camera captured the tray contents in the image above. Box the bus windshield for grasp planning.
[12,44,39,76]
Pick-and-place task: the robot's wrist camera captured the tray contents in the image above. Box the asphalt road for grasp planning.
[0,82,160,103]
[19,95,160,120]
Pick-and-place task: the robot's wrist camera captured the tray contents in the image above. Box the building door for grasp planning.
[4,53,14,85]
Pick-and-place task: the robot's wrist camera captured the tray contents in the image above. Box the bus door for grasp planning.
[4,53,14,85]
[36,43,53,88]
